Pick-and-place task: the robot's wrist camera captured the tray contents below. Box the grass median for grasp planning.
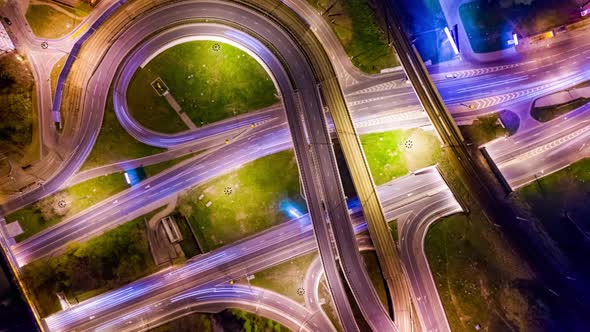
[459,114,509,146]
[249,253,316,303]
[81,95,165,170]
[21,211,158,317]
[50,55,67,96]
[513,158,590,284]
[177,150,306,252]
[148,309,287,332]
[425,212,552,331]
[360,128,442,185]
[362,251,390,314]
[308,0,398,74]
[26,1,91,39]
[531,97,589,123]
[127,40,278,134]
[7,154,196,242]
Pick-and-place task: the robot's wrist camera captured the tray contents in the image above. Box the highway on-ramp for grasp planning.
[43,167,459,332]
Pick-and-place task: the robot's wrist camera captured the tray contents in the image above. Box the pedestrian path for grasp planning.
[163,91,197,130]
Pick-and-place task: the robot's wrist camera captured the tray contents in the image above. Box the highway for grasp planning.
[1,0,590,331]
[0,0,124,197]
[110,12,412,331]
[43,167,460,332]
[10,2,371,330]
[3,0,590,208]
[382,0,590,323]
[485,102,590,189]
[112,284,335,332]
[12,120,293,266]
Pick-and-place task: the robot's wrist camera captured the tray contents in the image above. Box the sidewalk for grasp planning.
[163,91,197,130]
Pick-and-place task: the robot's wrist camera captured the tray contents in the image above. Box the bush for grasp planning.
[0,54,34,157]
[22,218,154,317]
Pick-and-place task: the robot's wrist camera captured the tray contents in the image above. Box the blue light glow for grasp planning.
[444,27,459,55]
[123,167,146,186]
[280,199,304,219]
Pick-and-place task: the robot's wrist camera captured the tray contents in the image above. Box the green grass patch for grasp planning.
[460,114,508,146]
[174,213,201,258]
[26,5,81,39]
[361,128,442,185]
[7,172,129,242]
[229,309,289,332]
[513,158,590,271]
[425,212,553,331]
[148,313,214,332]
[389,220,398,242]
[8,152,197,242]
[127,40,278,133]
[0,54,35,164]
[177,150,305,252]
[516,159,590,216]
[249,253,316,303]
[308,0,398,74]
[54,1,92,18]
[21,213,156,317]
[50,55,67,96]
[81,95,165,170]
[362,251,390,313]
[8,153,196,242]
[531,97,589,123]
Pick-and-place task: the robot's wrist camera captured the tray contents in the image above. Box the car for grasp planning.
[3,17,11,26]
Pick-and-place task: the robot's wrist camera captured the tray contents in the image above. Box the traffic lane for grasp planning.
[14,3,306,262]
[398,191,461,332]
[0,4,579,215]
[63,136,229,188]
[429,30,590,83]
[294,40,397,332]
[113,24,284,148]
[45,167,450,331]
[498,129,590,189]
[54,225,323,332]
[75,2,358,329]
[46,211,319,331]
[76,285,329,332]
[0,3,144,215]
[9,3,360,326]
[486,102,590,163]
[3,0,588,214]
[12,122,293,265]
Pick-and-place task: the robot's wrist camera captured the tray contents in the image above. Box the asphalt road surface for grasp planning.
[44,167,459,332]
[1,0,590,331]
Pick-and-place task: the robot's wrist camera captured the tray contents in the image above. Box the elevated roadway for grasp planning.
[6,2,380,330]
[44,168,459,331]
[3,0,590,330]
[91,284,334,332]
[382,0,590,318]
